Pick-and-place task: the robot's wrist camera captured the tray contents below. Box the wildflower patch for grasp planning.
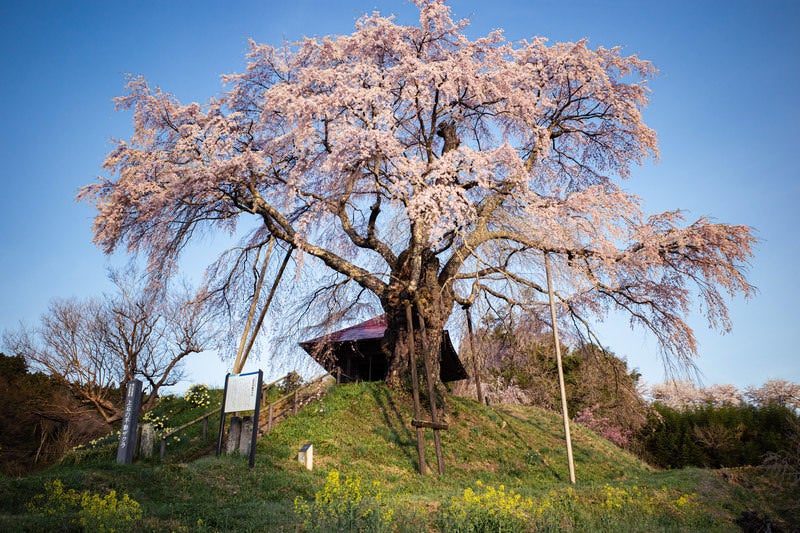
[294,470,394,532]
[27,479,142,531]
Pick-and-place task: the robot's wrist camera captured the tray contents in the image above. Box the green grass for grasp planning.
[1,381,796,531]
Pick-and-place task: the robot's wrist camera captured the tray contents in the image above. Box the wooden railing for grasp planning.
[156,372,334,460]
[260,372,335,433]
[158,407,220,459]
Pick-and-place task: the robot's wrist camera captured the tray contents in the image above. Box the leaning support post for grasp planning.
[405,301,427,475]
[232,237,275,374]
[545,252,576,484]
[233,243,294,374]
[417,311,445,475]
[463,305,485,405]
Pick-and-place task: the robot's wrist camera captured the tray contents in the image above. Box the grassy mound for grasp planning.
[0,381,795,531]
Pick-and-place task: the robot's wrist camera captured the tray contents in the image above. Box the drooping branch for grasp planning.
[81,1,754,386]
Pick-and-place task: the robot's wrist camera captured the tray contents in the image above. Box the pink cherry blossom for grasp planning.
[80,1,755,384]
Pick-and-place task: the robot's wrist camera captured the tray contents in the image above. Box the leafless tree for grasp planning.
[3,269,212,422]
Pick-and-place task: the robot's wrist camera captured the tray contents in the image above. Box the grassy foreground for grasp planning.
[1,381,796,531]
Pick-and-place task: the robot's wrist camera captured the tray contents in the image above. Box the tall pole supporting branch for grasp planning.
[405,301,427,475]
[463,304,485,405]
[418,311,445,475]
[232,237,275,374]
[233,242,294,374]
[545,252,576,484]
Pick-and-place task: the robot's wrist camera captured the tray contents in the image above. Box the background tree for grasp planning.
[79,0,754,389]
[2,270,211,422]
[745,379,800,411]
[99,268,213,412]
[458,309,648,448]
[4,298,119,422]
[640,379,800,469]
[648,380,707,410]
[0,353,108,475]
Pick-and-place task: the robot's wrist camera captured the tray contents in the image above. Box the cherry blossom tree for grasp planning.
[704,383,744,407]
[80,1,754,388]
[649,380,743,410]
[746,379,800,411]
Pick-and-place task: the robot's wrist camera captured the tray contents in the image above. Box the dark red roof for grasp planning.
[299,314,468,383]
[302,315,388,344]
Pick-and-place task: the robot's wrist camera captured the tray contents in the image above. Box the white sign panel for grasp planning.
[223,371,261,413]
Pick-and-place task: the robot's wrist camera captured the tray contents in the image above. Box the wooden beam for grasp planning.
[411,419,449,430]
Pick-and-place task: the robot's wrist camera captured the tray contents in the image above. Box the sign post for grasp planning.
[216,370,263,468]
[116,379,143,464]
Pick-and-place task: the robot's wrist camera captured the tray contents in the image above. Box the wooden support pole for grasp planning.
[234,243,294,374]
[418,312,445,475]
[232,237,274,374]
[545,252,576,484]
[464,305,485,405]
[405,301,427,475]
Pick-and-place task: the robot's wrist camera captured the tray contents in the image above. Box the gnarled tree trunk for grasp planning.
[382,249,454,391]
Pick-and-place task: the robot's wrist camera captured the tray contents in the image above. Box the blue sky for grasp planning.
[1,0,798,392]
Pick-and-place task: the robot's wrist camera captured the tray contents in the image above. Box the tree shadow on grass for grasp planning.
[369,385,418,470]
[492,407,564,481]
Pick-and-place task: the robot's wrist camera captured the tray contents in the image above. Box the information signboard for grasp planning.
[216,370,263,468]
[223,371,261,413]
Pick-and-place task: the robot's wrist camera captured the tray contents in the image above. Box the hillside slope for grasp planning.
[262,381,652,489]
[0,381,794,531]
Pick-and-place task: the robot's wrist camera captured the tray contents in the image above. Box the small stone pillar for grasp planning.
[139,423,154,458]
[238,416,253,455]
[298,443,313,470]
[226,416,242,455]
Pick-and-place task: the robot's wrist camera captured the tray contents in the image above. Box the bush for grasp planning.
[439,480,543,532]
[439,481,704,532]
[574,404,632,448]
[27,479,142,532]
[141,410,171,433]
[284,371,304,394]
[294,470,394,532]
[62,431,121,465]
[638,403,800,468]
[185,384,212,409]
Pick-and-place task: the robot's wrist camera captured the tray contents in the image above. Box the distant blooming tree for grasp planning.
[703,384,744,407]
[745,379,800,411]
[80,1,754,388]
[649,380,744,410]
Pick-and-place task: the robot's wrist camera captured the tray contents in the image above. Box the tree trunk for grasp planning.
[382,250,453,391]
